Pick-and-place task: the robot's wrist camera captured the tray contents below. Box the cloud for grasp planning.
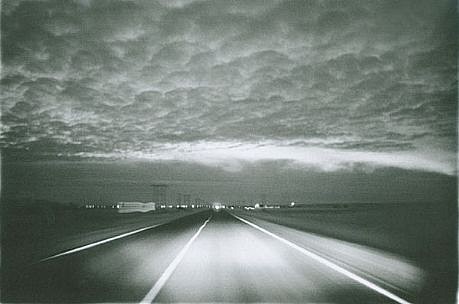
[72,141,457,176]
[1,0,457,175]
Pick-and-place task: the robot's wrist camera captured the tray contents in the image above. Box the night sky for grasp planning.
[1,0,457,204]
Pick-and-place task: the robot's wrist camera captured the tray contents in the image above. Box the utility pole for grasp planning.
[151,184,168,203]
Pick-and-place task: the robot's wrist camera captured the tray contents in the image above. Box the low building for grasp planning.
[116,202,156,213]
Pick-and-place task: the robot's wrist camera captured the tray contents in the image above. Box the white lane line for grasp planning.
[231,214,412,304]
[140,216,212,304]
[40,224,162,262]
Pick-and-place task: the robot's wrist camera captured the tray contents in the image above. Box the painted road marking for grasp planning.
[40,224,162,262]
[231,213,412,304]
[140,216,212,304]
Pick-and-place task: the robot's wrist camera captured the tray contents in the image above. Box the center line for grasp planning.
[140,215,212,304]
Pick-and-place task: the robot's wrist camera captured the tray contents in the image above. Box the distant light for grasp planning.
[212,202,223,211]
[290,202,295,207]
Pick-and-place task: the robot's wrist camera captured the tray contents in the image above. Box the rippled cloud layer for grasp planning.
[1,0,457,174]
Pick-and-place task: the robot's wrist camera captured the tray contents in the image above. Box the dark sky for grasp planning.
[2,161,456,205]
[1,0,457,204]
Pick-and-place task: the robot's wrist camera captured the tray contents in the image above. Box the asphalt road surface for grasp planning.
[3,210,413,303]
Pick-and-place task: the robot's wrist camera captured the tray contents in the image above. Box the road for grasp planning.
[3,210,413,303]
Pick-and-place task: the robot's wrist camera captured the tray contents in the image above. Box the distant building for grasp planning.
[117,202,156,213]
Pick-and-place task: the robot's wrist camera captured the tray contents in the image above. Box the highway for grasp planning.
[3,210,414,303]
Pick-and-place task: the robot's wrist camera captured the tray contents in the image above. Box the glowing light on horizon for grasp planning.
[73,141,456,176]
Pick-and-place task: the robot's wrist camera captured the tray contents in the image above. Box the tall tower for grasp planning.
[261,193,267,205]
[151,184,168,203]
